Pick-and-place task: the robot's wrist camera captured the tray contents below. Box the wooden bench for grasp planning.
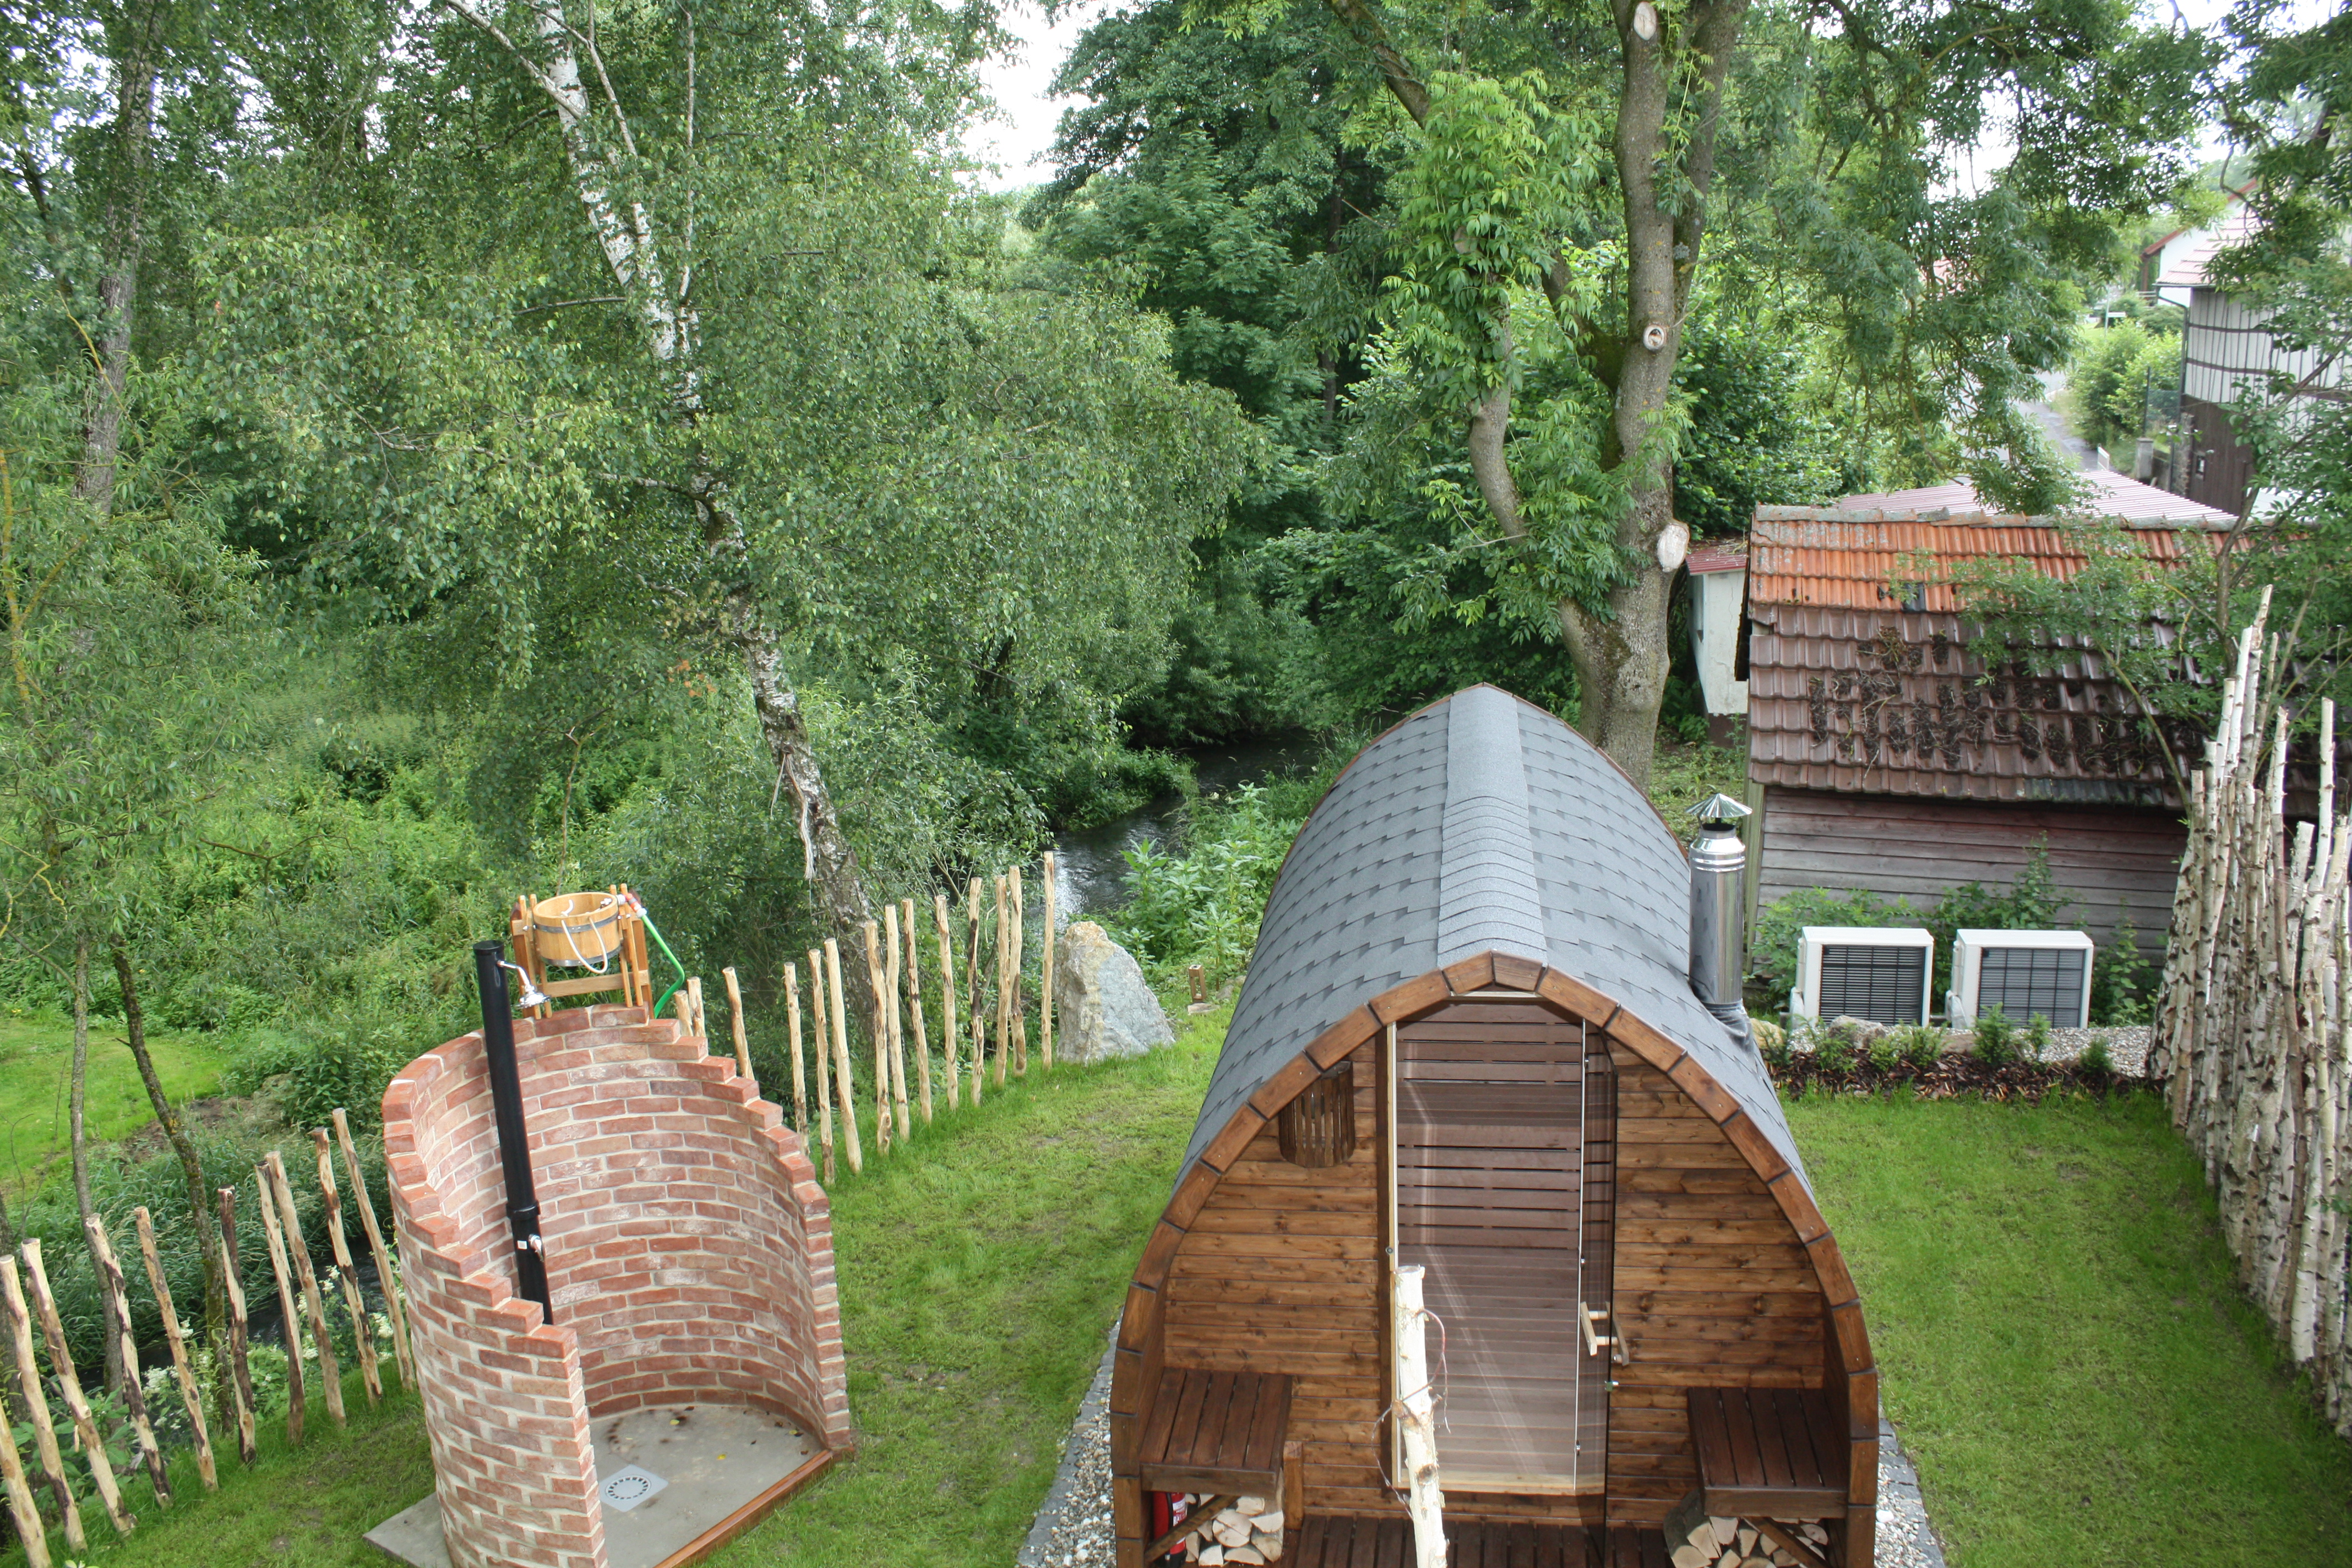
[1685,1387,1849,1517]
[1137,1367,1295,1498]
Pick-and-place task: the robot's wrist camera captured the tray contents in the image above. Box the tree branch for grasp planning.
[1321,0,1429,126]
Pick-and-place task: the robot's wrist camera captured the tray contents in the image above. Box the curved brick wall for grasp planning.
[383,1004,850,1568]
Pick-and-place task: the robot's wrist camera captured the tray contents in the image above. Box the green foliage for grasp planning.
[1971,1005,2021,1067]
[1811,1018,1863,1075]
[1107,780,1320,986]
[1866,1030,1904,1074]
[2024,1011,2055,1061]
[1889,1024,1946,1071]
[2078,1037,2117,1081]
[2067,318,2182,451]
[2092,913,2157,1026]
[1750,886,1917,990]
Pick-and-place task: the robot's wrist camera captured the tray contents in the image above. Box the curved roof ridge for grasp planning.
[1181,685,1806,1189]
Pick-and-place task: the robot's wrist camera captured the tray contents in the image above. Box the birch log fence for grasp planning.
[2153,591,2352,1435]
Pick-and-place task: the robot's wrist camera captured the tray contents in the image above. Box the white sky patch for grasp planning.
[961,0,1115,192]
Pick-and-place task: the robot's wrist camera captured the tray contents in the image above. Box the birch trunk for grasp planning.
[1392,1264,1446,1568]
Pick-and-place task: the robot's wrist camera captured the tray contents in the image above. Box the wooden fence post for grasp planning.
[687,975,705,1040]
[1001,879,1021,1086]
[785,961,808,1136]
[83,1218,169,1503]
[1041,852,1057,1069]
[332,1109,416,1391]
[251,1171,306,1445]
[20,1240,132,1534]
[935,893,961,1109]
[133,1207,217,1490]
[881,905,912,1141]
[808,951,835,1181]
[0,1256,83,1549]
[903,899,934,1124]
[264,1153,345,1428]
[312,1130,382,1406]
[1010,865,1028,1074]
[824,939,864,1175]
[216,1188,260,1461]
[0,1369,46,1567]
[722,967,756,1086]
[861,920,893,1155]
[967,878,987,1104]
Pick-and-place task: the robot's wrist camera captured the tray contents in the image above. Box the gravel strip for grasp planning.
[1019,1329,1117,1568]
[1023,1335,1955,1567]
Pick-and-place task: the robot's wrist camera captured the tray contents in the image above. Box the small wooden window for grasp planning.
[1277,1059,1355,1168]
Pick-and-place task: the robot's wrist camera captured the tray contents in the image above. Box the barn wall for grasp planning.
[1756,786,2185,952]
[1606,1044,1827,1528]
[1162,1040,1393,1518]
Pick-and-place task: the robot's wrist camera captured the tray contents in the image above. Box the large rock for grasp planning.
[1053,922,1175,1064]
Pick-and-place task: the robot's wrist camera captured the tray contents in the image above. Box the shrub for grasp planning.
[1890,1023,1945,1071]
[2078,1037,2116,1082]
[1972,1005,2019,1066]
[1108,779,1319,987]
[2024,1012,2054,1061]
[1751,887,1917,991]
[1754,1017,1792,1072]
[2090,911,2159,1025]
[1866,1031,1903,1073]
[1812,1018,1863,1074]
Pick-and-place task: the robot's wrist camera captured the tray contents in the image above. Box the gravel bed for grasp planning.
[1021,1331,1955,1567]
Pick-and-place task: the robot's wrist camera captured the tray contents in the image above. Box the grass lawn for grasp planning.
[1788,1090,2352,1567]
[20,1033,2352,1568]
[2,1003,1228,1568]
[0,1007,226,1195]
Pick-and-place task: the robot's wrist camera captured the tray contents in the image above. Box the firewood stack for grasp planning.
[1664,1493,1831,1568]
[1190,1493,1284,1563]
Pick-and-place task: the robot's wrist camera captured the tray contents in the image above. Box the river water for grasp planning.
[1050,733,1314,923]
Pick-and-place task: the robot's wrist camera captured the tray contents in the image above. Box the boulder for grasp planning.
[1052,922,1175,1063]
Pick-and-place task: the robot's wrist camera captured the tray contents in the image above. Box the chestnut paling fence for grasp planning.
[0,850,1075,1560]
[0,1107,417,1565]
[2152,593,2352,1434]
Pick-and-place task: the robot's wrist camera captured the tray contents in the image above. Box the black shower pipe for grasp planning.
[472,939,553,1322]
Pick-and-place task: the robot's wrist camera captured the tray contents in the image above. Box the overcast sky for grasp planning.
[958,0,2332,197]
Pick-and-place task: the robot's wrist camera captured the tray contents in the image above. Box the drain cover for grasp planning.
[600,1465,668,1511]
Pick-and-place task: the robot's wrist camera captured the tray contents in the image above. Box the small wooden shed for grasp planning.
[1110,686,1878,1567]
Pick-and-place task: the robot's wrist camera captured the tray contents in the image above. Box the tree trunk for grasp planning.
[69,941,126,1394]
[111,943,228,1422]
[74,0,161,519]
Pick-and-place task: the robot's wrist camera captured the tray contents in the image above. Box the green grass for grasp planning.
[21,1035,2352,1568]
[2,1003,1228,1568]
[1788,1090,2352,1567]
[0,1008,226,1195]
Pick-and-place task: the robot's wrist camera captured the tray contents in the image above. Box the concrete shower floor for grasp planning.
[366,1403,824,1568]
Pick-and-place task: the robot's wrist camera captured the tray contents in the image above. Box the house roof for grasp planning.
[1835,472,2235,528]
[1687,541,1750,574]
[2156,206,2261,289]
[1183,685,1804,1189]
[1744,509,2203,807]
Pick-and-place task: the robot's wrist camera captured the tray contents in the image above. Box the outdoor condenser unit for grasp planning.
[1790,926,1934,1027]
[1947,929,2094,1030]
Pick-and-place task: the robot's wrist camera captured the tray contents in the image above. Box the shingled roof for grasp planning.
[1744,508,2204,807]
[1182,685,1804,1190]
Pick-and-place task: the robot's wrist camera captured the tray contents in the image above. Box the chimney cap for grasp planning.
[1686,792,1752,825]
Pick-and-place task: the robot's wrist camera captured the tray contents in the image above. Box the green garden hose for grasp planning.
[638,907,690,1020]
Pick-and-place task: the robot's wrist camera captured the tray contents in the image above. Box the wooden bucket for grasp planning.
[533,891,625,968]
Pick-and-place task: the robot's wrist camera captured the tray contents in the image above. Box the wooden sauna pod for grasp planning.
[1110,687,1877,1568]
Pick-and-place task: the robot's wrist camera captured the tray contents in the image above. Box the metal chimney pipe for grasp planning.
[473,940,553,1321]
[1685,793,1754,1037]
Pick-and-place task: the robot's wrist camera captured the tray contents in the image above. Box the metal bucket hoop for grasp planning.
[533,891,624,971]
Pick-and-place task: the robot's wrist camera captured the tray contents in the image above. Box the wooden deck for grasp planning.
[1286,1516,1675,1567]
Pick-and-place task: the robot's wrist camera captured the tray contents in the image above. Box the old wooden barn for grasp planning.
[1110,686,1877,1568]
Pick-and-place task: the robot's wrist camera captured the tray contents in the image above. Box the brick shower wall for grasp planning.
[383,1004,851,1568]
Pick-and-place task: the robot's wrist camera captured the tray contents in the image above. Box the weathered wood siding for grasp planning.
[1606,1044,1826,1528]
[1163,1040,1391,1517]
[1756,786,2185,952]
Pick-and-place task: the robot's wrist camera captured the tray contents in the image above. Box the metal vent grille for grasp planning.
[1979,947,2086,1026]
[1820,944,1926,1025]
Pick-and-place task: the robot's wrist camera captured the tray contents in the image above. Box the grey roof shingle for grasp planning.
[1181,685,1807,1191]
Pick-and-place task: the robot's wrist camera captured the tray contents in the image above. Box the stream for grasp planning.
[1049,733,1314,923]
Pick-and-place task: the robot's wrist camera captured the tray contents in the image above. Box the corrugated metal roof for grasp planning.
[1744,510,2202,805]
[1835,472,2235,527]
[1184,686,1805,1191]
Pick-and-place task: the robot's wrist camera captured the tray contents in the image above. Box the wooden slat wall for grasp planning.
[1756,786,2185,951]
[1605,1044,1825,1527]
[1163,1041,1395,1518]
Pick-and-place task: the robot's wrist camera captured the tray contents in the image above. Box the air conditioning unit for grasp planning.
[1947,929,2093,1030]
[1790,926,1933,1027]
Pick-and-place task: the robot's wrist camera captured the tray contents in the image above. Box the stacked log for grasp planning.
[1186,1494,1284,1564]
[1663,1498,1831,1568]
[2152,590,2352,1433]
